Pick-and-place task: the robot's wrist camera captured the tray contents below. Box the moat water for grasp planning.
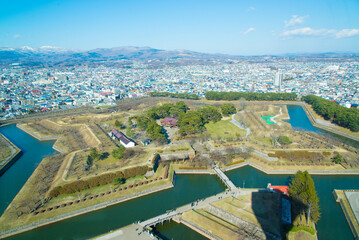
[0,124,56,215]
[0,105,358,240]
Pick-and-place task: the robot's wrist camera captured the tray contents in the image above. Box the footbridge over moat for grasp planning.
[139,168,238,229]
[213,167,238,191]
[96,170,241,239]
[139,211,181,228]
[138,188,239,229]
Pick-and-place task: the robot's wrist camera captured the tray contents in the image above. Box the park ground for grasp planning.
[1,97,358,237]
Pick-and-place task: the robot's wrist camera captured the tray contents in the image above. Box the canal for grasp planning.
[286,105,359,148]
[0,124,56,215]
[0,105,358,239]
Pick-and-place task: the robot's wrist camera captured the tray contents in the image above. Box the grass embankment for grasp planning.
[19,120,101,154]
[207,137,347,171]
[65,147,152,181]
[181,192,281,239]
[0,133,21,173]
[205,119,246,140]
[0,154,64,232]
[182,209,242,240]
[212,192,281,234]
[0,163,171,233]
[234,157,345,172]
[0,135,13,164]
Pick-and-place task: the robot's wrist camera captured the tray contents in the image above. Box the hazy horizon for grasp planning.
[1,0,359,55]
[2,45,359,57]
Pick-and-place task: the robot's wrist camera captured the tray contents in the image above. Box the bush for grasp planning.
[332,154,343,164]
[278,136,292,145]
[112,146,126,159]
[287,225,317,235]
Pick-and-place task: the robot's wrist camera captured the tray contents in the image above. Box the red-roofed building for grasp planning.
[109,129,135,148]
[267,183,289,196]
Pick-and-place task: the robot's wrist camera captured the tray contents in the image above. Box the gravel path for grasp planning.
[230,113,250,138]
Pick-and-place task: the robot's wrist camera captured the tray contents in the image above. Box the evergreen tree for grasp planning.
[289,170,320,224]
[221,103,237,116]
[332,153,343,164]
[89,148,100,161]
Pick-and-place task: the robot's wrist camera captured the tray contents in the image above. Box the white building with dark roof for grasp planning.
[109,129,135,148]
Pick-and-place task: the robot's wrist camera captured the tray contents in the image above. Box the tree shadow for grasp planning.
[99,152,109,160]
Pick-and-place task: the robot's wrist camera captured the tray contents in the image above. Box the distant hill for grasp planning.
[0,46,231,67]
[0,46,357,67]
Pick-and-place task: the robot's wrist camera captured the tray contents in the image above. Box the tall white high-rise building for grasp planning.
[274,71,283,87]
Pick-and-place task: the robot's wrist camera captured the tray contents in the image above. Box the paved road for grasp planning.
[94,223,156,240]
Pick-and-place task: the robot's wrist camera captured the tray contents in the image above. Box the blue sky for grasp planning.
[1,0,359,55]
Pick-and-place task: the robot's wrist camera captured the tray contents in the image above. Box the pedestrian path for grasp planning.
[213,167,238,191]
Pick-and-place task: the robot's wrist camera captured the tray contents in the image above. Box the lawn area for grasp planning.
[182,209,241,240]
[65,146,153,181]
[212,192,282,236]
[205,119,246,140]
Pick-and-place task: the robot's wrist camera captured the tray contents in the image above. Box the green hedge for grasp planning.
[50,166,148,197]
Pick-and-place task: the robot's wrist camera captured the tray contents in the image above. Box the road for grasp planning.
[231,113,250,138]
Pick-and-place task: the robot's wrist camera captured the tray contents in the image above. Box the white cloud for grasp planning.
[284,15,308,28]
[281,27,332,38]
[242,27,255,35]
[247,6,256,12]
[335,29,359,38]
[13,34,22,39]
[281,27,359,39]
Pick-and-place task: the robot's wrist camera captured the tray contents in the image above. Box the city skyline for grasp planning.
[1,0,359,55]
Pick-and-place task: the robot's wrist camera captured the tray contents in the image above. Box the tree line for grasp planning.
[178,105,223,135]
[136,101,189,143]
[49,166,148,197]
[135,101,238,137]
[205,91,297,101]
[303,95,359,132]
[149,92,200,100]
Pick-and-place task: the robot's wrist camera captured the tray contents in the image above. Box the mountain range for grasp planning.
[0,46,357,67]
[0,46,228,67]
